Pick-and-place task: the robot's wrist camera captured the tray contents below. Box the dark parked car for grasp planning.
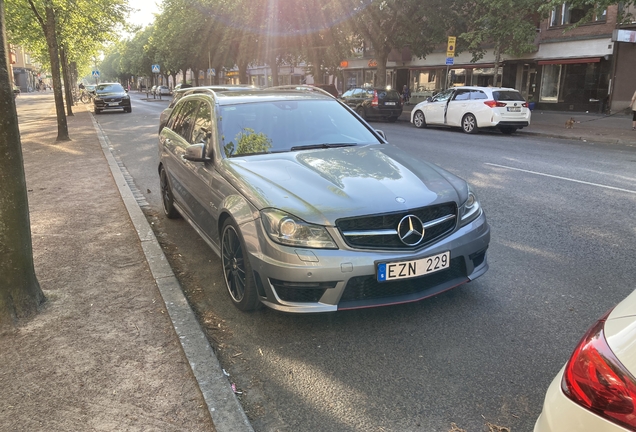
[340,86,403,122]
[158,88,490,313]
[93,83,131,114]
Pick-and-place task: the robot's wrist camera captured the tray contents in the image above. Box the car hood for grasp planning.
[220,144,468,225]
[604,289,636,376]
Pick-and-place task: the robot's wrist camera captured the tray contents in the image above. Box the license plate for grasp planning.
[507,106,521,112]
[377,251,450,282]
[108,102,120,106]
[385,102,396,106]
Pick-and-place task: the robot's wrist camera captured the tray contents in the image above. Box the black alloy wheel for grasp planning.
[159,166,180,219]
[221,219,260,311]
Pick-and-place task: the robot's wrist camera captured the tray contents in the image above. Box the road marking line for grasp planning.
[485,163,636,195]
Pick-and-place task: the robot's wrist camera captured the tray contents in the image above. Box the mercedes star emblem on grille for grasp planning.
[397,215,425,246]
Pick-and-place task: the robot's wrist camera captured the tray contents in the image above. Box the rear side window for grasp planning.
[453,90,471,101]
[493,91,524,101]
[470,90,488,100]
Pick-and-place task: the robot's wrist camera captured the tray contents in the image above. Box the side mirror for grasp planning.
[375,130,387,141]
[183,143,212,162]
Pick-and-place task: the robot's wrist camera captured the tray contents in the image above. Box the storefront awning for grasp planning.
[538,57,601,65]
[410,63,495,70]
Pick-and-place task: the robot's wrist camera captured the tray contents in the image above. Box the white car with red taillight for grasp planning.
[410,86,531,135]
[535,290,636,432]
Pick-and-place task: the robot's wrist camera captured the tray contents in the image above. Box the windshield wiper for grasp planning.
[289,143,357,151]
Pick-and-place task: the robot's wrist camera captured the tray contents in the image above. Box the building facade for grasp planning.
[184,3,634,114]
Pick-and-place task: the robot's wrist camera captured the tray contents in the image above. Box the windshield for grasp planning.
[96,84,124,93]
[219,100,381,157]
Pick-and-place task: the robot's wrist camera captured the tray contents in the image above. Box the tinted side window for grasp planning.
[470,90,488,100]
[191,102,212,145]
[493,91,524,101]
[453,90,471,101]
[172,100,199,142]
[341,89,353,98]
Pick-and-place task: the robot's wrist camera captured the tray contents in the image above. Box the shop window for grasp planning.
[540,64,561,102]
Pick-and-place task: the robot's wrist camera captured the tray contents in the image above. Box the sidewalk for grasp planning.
[0,94,248,431]
[399,104,636,146]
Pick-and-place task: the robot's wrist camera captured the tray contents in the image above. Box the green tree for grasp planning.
[460,0,544,85]
[0,0,46,329]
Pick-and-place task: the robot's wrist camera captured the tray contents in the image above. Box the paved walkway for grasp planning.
[0,93,251,432]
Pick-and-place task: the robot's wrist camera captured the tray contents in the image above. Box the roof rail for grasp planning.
[268,85,336,98]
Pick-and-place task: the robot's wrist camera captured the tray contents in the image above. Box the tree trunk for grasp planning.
[43,4,69,141]
[493,46,501,87]
[311,40,323,85]
[375,47,390,88]
[0,0,46,330]
[59,46,73,116]
[269,53,278,87]
[238,59,248,85]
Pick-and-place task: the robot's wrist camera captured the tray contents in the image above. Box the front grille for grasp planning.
[339,257,466,304]
[336,203,457,250]
[270,279,337,303]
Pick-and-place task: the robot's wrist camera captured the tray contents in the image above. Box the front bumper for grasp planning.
[240,210,490,313]
[534,367,629,431]
[94,98,131,111]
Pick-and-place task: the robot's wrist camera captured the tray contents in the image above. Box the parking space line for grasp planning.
[485,163,636,195]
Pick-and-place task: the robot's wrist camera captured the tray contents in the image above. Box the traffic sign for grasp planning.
[208,68,216,77]
[445,57,455,65]
[447,36,456,58]
[152,64,160,73]
[92,70,100,77]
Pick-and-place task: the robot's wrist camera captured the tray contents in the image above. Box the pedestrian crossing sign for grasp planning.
[152,64,160,73]
[92,70,100,77]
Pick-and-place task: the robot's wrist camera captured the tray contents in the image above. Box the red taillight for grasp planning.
[372,90,379,107]
[483,100,507,108]
[561,313,636,430]
[522,102,528,108]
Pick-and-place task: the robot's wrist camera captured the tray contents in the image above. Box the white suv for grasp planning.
[410,86,531,134]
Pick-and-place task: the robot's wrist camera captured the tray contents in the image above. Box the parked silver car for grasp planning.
[158,89,490,313]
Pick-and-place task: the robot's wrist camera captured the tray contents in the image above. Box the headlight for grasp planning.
[459,185,481,226]
[261,209,337,249]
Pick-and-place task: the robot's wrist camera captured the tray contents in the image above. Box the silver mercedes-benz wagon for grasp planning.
[158,87,490,313]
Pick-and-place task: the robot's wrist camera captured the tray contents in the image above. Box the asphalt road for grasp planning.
[95,93,636,432]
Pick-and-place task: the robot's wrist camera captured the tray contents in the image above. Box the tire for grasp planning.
[500,127,517,135]
[94,109,102,114]
[221,219,260,311]
[80,94,90,104]
[159,166,181,219]
[413,110,427,128]
[125,106,132,113]
[356,107,366,120]
[387,116,398,123]
[461,113,478,134]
